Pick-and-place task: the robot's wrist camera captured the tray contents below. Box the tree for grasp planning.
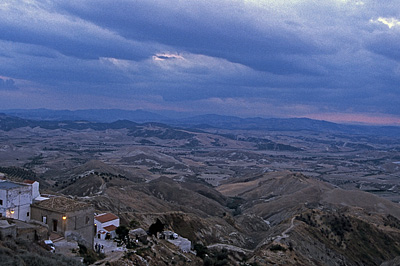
[116,225,129,243]
[129,219,139,229]
[193,243,208,259]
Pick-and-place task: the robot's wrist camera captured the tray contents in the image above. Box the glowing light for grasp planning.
[10,210,14,214]
[370,17,400,29]
[62,216,67,220]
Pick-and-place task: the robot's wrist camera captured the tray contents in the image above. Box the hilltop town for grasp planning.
[0,177,197,265]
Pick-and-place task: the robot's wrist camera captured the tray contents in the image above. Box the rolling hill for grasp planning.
[54,166,400,265]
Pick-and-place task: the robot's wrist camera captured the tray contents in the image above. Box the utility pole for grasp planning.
[118,199,120,217]
[18,191,21,220]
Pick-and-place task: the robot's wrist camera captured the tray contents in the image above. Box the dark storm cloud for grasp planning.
[1,0,400,123]
[0,2,155,61]
[54,0,329,75]
[366,32,400,61]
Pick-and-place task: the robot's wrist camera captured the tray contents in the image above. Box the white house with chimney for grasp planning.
[94,213,120,240]
[0,179,47,221]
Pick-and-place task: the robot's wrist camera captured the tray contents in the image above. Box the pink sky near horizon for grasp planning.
[306,113,400,126]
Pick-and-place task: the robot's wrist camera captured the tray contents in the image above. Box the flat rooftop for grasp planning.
[0,220,12,228]
[0,181,25,190]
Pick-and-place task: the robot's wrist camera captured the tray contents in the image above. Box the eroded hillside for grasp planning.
[56,168,400,265]
[1,115,400,264]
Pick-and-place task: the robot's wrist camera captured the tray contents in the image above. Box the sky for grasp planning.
[0,0,400,125]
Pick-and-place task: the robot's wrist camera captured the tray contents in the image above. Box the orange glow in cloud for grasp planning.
[306,113,400,126]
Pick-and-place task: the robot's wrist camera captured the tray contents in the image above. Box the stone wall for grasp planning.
[0,220,16,240]
[31,205,94,249]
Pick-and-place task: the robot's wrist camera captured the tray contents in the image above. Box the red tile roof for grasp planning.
[95,213,118,223]
[103,225,118,232]
[23,180,36,184]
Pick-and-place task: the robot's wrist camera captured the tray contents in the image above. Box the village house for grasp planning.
[162,230,192,252]
[94,212,119,240]
[23,180,49,202]
[0,180,45,221]
[31,196,94,248]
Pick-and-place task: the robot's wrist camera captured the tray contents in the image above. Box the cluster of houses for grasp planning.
[0,177,191,253]
[0,178,97,248]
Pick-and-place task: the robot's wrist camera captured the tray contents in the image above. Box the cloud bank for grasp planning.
[0,0,399,124]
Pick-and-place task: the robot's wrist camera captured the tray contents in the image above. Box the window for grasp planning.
[27,212,30,217]
[86,216,90,224]
[0,199,2,205]
[42,216,47,224]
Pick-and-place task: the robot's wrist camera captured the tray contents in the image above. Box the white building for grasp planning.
[163,231,192,252]
[0,181,33,221]
[23,180,40,199]
[94,213,120,240]
[0,180,46,222]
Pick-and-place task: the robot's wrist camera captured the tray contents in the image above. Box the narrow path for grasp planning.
[274,216,296,243]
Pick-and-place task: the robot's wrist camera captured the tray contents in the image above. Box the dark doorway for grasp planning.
[53,219,58,232]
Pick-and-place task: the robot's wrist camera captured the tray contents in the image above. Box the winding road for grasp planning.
[274,216,296,243]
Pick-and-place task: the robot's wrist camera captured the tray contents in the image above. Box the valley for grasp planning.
[1,117,399,202]
[1,114,400,265]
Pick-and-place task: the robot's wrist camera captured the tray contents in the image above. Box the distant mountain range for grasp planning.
[0,108,169,123]
[1,108,400,136]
